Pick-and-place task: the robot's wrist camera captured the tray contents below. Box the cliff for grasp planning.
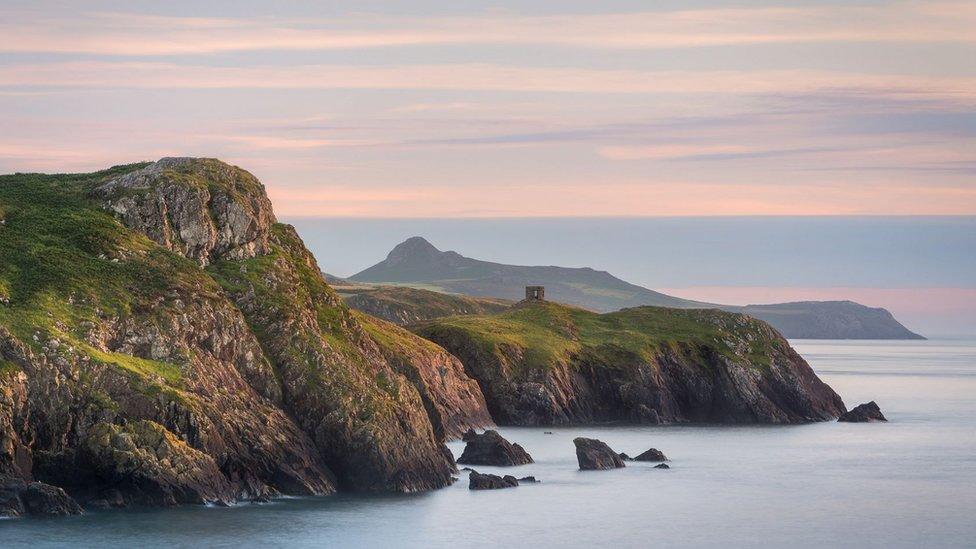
[413,301,846,425]
[350,237,924,339]
[0,158,494,514]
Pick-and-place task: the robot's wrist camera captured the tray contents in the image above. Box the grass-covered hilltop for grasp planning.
[413,300,846,425]
[0,158,493,517]
[0,157,846,518]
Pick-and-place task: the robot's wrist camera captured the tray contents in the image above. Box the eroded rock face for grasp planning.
[357,314,493,440]
[0,157,494,512]
[468,471,519,490]
[457,430,533,466]
[75,421,237,507]
[574,438,626,471]
[414,303,847,426]
[0,476,83,517]
[838,401,888,422]
[22,482,84,516]
[634,448,668,462]
[93,157,276,266]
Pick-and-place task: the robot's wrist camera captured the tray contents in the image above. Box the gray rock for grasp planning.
[574,438,625,470]
[654,463,670,469]
[634,448,668,462]
[468,471,519,490]
[838,401,887,422]
[22,482,83,516]
[457,430,533,466]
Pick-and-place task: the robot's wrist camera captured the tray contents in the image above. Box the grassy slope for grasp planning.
[0,166,206,397]
[414,301,784,374]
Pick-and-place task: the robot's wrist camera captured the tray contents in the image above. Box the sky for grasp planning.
[1,0,975,217]
[1,1,973,334]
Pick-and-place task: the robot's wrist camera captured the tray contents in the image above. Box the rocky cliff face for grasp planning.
[0,158,496,515]
[413,302,846,425]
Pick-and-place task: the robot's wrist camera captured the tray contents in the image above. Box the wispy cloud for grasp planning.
[3,62,974,106]
[2,2,975,55]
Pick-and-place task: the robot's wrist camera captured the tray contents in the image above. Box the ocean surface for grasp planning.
[3,339,974,548]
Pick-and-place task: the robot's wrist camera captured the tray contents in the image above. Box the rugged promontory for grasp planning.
[413,301,847,425]
[0,158,495,515]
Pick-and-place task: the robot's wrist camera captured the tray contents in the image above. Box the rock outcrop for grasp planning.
[414,301,847,426]
[574,438,626,470]
[468,471,519,490]
[634,448,668,462]
[0,476,83,517]
[342,286,511,326]
[838,401,888,422]
[93,158,277,267]
[0,158,497,515]
[456,430,533,466]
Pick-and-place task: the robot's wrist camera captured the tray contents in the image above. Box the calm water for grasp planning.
[3,340,975,548]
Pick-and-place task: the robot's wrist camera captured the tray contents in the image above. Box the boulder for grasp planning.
[457,430,533,466]
[838,401,887,422]
[0,476,83,517]
[468,471,519,490]
[634,448,668,462]
[22,482,84,516]
[618,453,633,461]
[574,438,625,470]
[518,476,540,483]
[654,463,670,469]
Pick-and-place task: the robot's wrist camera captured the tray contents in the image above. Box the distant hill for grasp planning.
[349,237,924,340]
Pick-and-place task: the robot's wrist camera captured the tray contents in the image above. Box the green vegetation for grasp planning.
[0,165,217,399]
[0,359,21,376]
[414,300,783,374]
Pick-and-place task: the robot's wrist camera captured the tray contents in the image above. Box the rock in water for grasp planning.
[518,476,540,483]
[574,438,626,470]
[468,471,519,490]
[22,482,83,516]
[618,453,633,461]
[634,448,668,462]
[457,430,533,466]
[838,401,888,422]
[654,464,670,469]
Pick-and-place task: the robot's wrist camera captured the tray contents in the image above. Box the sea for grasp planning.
[2,339,974,548]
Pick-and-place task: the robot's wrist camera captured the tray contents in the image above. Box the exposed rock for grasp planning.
[414,301,847,426]
[634,448,668,462]
[457,430,533,466]
[356,313,493,440]
[468,471,519,490]
[574,438,626,470]
[518,476,539,483]
[618,453,632,461]
[0,476,26,517]
[0,476,82,517]
[462,429,478,442]
[0,158,498,510]
[22,482,83,516]
[653,463,670,469]
[838,401,888,423]
[74,421,237,507]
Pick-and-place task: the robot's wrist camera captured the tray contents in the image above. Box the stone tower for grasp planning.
[525,286,545,301]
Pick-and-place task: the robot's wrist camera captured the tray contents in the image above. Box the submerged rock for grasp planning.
[518,476,540,483]
[838,401,887,422]
[574,438,626,470]
[653,463,670,469]
[634,448,668,462]
[457,430,533,466]
[468,471,519,490]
